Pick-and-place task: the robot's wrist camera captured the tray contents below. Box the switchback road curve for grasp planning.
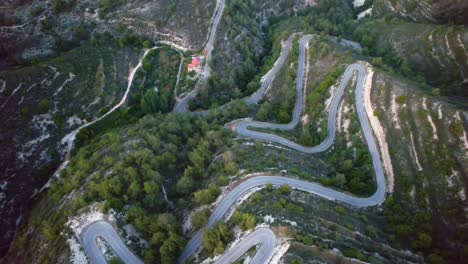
[79,32,294,263]
[214,228,275,264]
[81,34,386,264]
[174,32,295,114]
[82,221,142,264]
[173,32,295,113]
[178,35,386,263]
[244,34,295,105]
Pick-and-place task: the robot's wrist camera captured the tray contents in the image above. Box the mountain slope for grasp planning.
[373,0,468,25]
[0,0,216,67]
[355,18,468,96]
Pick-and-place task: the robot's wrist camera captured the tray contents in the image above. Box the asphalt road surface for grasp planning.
[81,34,386,264]
[173,0,226,113]
[245,34,296,105]
[173,30,362,114]
[173,82,199,113]
[178,35,386,264]
[203,0,226,81]
[81,221,143,264]
[174,33,294,114]
[214,228,275,264]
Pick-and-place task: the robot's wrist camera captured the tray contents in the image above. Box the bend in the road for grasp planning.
[81,221,143,264]
[214,228,276,264]
[178,35,386,264]
[245,34,296,105]
[79,34,386,264]
[173,32,295,114]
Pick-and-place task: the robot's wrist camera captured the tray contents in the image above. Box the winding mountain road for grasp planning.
[177,35,386,264]
[80,33,386,264]
[245,34,296,105]
[214,228,276,264]
[173,31,295,114]
[81,221,143,264]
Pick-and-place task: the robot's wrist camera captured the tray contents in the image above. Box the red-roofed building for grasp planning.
[188,56,204,73]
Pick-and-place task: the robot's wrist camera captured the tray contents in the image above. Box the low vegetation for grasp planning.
[190,0,305,109]
[256,38,299,123]
[202,222,233,255]
[130,47,181,114]
[2,1,467,264]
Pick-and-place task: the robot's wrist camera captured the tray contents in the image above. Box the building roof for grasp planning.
[188,56,202,71]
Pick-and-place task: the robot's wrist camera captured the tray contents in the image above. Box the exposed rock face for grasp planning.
[0,0,218,257]
[0,0,216,68]
[374,0,468,25]
[0,46,139,257]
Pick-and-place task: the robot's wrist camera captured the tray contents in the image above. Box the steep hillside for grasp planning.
[370,70,468,263]
[0,0,467,263]
[0,110,244,263]
[235,35,468,263]
[191,0,316,108]
[0,35,140,256]
[0,0,216,67]
[0,0,217,256]
[355,18,468,96]
[373,0,468,25]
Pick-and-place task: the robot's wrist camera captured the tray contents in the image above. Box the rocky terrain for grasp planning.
[356,18,468,96]
[192,0,315,108]
[0,0,217,257]
[0,0,466,263]
[373,0,468,25]
[0,37,140,256]
[233,35,467,263]
[0,0,216,67]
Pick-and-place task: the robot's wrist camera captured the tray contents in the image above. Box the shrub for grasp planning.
[449,120,463,137]
[335,205,345,215]
[365,226,377,238]
[426,253,445,264]
[37,99,51,114]
[278,184,291,195]
[232,211,256,230]
[395,95,406,105]
[202,222,233,255]
[192,208,210,230]
[108,257,123,264]
[142,40,153,49]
